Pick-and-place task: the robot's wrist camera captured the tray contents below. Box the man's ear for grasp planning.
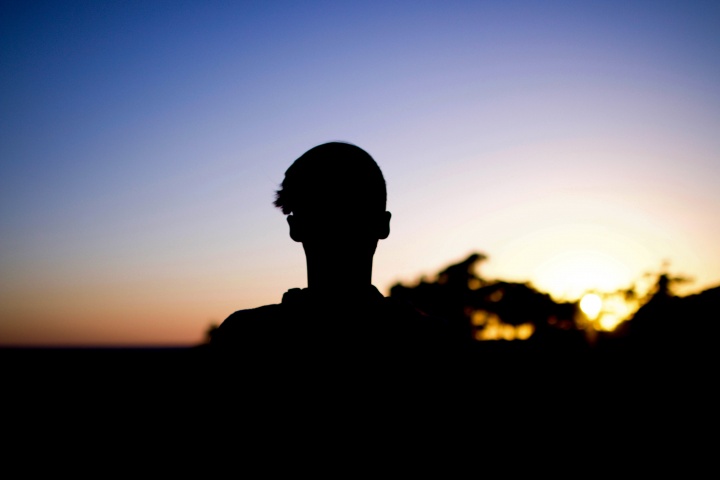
[377,211,391,239]
[287,214,303,242]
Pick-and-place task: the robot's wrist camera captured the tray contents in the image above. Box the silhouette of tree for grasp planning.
[390,252,585,351]
[614,262,718,359]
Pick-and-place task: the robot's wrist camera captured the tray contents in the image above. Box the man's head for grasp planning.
[275,142,391,249]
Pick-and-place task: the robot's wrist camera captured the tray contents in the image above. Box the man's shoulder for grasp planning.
[223,303,284,323]
[381,295,445,327]
[381,295,472,350]
[209,303,287,348]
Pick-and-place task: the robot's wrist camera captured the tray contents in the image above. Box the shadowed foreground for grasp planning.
[4,339,713,459]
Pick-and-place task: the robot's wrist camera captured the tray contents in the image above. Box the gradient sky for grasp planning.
[2,1,719,346]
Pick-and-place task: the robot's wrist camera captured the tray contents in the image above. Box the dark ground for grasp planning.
[3,341,713,465]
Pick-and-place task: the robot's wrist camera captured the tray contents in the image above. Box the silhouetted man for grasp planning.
[210,142,463,367]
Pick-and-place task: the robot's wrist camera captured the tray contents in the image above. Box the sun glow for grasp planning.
[596,292,636,331]
[579,293,602,320]
[533,249,632,301]
[578,291,637,332]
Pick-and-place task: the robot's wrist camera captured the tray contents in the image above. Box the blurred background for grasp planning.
[2,0,718,349]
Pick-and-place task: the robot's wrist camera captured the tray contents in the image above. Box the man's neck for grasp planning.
[305,255,374,295]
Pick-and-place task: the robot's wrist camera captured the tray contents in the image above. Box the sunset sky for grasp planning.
[2,1,719,346]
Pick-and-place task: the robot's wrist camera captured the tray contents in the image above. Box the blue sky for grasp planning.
[2,1,719,345]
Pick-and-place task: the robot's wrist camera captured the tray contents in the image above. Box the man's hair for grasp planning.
[274,142,387,215]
